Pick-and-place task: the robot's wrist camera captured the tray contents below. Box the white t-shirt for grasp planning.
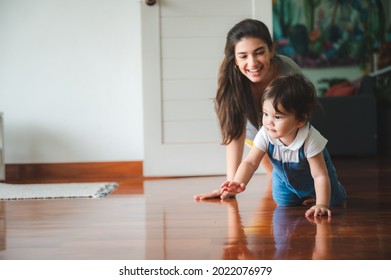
[253,123,328,163]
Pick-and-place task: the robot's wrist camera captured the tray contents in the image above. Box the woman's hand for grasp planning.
[194,188,224,200]
[305,204,331,217]
[194,181,242,200]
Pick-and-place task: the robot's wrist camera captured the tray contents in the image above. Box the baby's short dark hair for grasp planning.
[262,73,319,122]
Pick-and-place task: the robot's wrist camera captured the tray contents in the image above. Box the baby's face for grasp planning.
[262,99,305,146]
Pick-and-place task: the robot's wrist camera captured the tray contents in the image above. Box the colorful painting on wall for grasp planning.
[272,0,385,68]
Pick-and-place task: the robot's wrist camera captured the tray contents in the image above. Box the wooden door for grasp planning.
[141,0,272,176]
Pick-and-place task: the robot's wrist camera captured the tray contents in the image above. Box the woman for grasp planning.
[195,19,302,200]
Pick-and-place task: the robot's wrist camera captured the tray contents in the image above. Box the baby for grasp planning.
[195,73,346,217]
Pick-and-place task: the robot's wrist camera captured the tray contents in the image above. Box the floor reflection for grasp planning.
[0,167,388,260]
[145,175,350,260]
[217,182,345,260]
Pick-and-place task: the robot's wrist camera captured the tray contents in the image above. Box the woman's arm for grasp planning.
[305,152,331,217]
[194,132,246,200]
[194,130,266,200]
[225,132,246,181]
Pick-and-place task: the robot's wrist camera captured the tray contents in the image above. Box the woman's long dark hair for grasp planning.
[215,19,275,144]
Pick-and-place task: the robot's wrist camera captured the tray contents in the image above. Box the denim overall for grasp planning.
[268,143,346,207]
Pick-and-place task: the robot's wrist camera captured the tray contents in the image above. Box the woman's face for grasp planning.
[234,37,274,84]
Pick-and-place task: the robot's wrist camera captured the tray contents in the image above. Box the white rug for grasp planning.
[0,182,118,200]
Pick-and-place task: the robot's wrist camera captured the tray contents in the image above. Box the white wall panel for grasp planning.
[163,100,215,121]
[160,0,252,17]
[162,58,220,80]
[163,121,221,143]
[161,17,247,38]
[163,80,217,100]
[162,38,224,59]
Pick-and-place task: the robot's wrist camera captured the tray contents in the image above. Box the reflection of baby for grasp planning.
[221,180,338,260]
[243,202,333,260]
[307,215,332,260]
[271,207,322,259]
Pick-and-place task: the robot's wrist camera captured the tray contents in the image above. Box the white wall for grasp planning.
[0,0,370,165]
[0,0,143,163]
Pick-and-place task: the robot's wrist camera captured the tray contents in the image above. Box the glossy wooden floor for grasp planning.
[0,157,390,260]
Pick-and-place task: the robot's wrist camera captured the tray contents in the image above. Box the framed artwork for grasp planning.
[272,0,385,68]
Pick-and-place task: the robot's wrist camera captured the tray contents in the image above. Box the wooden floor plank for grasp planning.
[0,157,390,259]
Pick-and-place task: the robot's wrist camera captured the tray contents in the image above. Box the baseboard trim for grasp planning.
[5,161,143,182]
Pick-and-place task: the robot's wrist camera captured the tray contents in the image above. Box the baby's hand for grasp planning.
[305,204,331,217]
[220,181,246,198]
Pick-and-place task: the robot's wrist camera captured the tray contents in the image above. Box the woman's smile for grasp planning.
[234,37,273,84]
